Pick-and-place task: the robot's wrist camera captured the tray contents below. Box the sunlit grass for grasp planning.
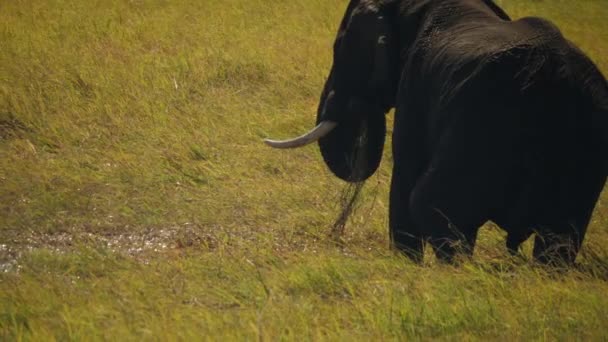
[1,0,607,339]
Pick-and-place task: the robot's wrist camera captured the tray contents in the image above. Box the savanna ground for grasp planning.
[1,0,607,339]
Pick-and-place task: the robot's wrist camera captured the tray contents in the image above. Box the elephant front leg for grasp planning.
[389,171,425,262]
[429,228,479,263]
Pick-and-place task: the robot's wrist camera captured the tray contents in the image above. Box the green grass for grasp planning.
[1,0,607,339]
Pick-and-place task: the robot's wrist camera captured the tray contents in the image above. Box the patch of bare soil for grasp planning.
[0,225,219,272]
[0,223,388,273]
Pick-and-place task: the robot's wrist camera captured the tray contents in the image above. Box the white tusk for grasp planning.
[264,121,338,149]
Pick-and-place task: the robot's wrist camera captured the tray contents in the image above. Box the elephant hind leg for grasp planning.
[533,225,586,265]
[506,230,532,255]
[532,158,604,265]
[407,128,517,262]
[407,163,491,263]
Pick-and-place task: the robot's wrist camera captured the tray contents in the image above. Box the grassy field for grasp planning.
[1,0,607,339]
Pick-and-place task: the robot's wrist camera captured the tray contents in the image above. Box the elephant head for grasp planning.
[265,0,400,182]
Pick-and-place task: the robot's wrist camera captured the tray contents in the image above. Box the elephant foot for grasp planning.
[430,236,475,264]
[533,223,585,266]
[391,230,425,263]
[533,228,583,266]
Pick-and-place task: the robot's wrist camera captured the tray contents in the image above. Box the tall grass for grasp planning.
[1,0,607,339]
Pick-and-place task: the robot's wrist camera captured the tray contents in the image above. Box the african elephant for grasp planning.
[265,0,608,264]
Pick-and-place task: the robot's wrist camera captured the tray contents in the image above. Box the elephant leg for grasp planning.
[429,226,479,262]
[406,134,498,263]
[390,103,430,262]
[506,230,532,255]
[408,170,486,263]
[407,106,522,262]
[533,225,585,265]
[389,166,426,262]
[532,162,605,265]
[532,193,599,265]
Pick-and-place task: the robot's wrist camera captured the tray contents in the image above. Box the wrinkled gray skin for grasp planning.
[314,0,608,263]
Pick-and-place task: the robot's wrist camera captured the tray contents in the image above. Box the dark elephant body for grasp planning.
[311,0,608,263]
[379,2,608,262]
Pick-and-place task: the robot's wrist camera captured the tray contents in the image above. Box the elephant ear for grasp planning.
[317,101,386,182]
